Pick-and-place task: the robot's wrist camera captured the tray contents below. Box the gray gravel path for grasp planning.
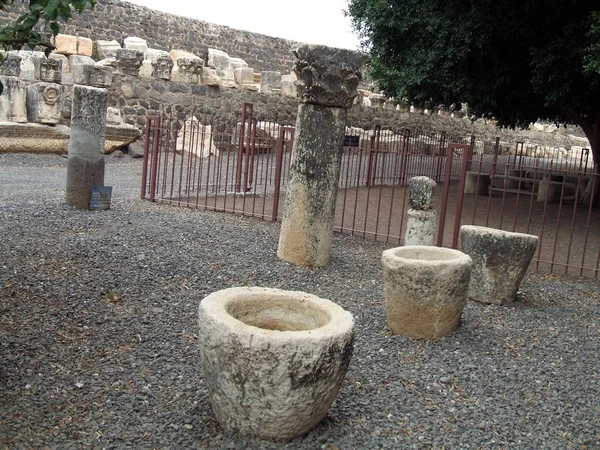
[1,153,599,449]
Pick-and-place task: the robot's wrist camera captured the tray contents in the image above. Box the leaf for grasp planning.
[44,0,61,16]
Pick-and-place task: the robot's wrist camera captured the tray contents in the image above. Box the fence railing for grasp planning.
[141,105,599,278]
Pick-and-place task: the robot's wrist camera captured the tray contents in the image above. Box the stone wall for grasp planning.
[0,0,296,74]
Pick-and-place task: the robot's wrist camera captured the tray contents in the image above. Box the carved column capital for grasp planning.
[292,44,369,109]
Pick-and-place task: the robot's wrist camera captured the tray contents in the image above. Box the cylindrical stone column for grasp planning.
[404,176,437,246]
[65,85,108,209]
[382,246,472,340]
[277,45,368,266]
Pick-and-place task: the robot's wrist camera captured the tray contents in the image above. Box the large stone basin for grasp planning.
[198,287,354,439]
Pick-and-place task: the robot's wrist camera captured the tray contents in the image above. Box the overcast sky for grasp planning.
[125,0,361,50]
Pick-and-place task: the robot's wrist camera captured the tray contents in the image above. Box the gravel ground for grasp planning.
[1,153,599,450]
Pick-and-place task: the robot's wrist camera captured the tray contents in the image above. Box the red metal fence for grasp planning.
[141,105,599,278]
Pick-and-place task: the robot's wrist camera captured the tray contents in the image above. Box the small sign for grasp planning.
[90,186,113,210]
[343,135,360,148]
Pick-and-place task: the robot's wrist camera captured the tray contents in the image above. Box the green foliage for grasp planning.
[348,0,600,161]
[0,0,96,93]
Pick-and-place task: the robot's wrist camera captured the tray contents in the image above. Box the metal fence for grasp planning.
[141,105,599,278]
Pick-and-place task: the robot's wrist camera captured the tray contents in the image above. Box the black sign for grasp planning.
[90,186,113,211]
[343,135,360,148]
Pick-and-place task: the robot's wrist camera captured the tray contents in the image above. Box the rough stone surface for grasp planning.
[115,49,144,76]
[15,51,45,81]
[0,123,68,153]
[464,171,490,195]
[200,67,220,86]
[409,176,437,210]
[104,123,141,153]
[124,36,148,54]
[404,208,437,246]
[382,246,472,339]
[176,116,214,158]
[198,287,354,439]
[33,57,63,83]
[72,64,113,88]
[95,39,121,60]
[369,94,386,108]
[0,53,21,77]
[234,67,254,85]
[66,85,108,209]
[293,44,368,108]
[26,83,62,125]
[69,54,95,69]
[76,37,93,56]
[460,225,538,305]
[0,76,27,123]
[278,103,347,266]
[127,140,145,157]
[54,34,78,55]
[260,71,281,95]
[170,50,203,84]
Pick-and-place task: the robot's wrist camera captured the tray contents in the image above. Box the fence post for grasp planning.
[236,103,253,192]
[148,116,162,202]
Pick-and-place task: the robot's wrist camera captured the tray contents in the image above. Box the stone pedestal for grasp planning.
[26,83,62,124]
[0,76,27,122]
[198,287,354,439]
[460,225,538,305]
[382,246,472,339]
[66,86,108,209]
[537,174,563,203]
[405,209,437,246]
[277,44,368,266]
[464,171,490,195]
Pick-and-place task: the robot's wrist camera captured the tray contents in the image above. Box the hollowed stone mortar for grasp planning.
[460,225,538,305]
[382,246,472,339]
[198,287,355,439]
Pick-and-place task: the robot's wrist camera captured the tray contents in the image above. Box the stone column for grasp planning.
[277,45,368,266]
[405,176,437,246]
[65,85,108,209]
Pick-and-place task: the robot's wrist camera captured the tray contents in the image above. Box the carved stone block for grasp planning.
[33,58,63,83]
[293,44,369,108]
[72,64,113,88]
[26,82,62,124]
[230,57,248,70]
[96,40,121,60]
[201,67,220,86]
[150,53,174,80]
[0,76,27,123]
[234,67,254,85]
[260,71,281,95]
[76,37,93,56]
[124,36,148,55]
[0,53,22,77]
[54,34,78,55]
[115,49,144,76]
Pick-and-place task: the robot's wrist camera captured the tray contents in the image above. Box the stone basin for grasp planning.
[198,287,355,439]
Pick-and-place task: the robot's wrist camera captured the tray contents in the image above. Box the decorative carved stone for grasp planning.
[368,93,386,108]
[409,176,436,211]
[33,57,63,83]
[260,71,281,95]
[0,76,27,123]
[124,36,148,55]
[293,44,368,108]
[72,64,113,88]
[170,50,203,84]
[115,49,144,76]
[105,123,142,154]
[201,67,220,86]
[0,123,69,153]
[207,48,235,88]
[49,54,71,84]
[26,82,62,124]
[96,40,121,60]
[151,53,174,80]
[0,53,22,77]
[234,67,254,85]
[16,51,45,81]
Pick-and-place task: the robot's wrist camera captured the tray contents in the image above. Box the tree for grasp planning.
[348,0,600,202]
[0,0,96,93]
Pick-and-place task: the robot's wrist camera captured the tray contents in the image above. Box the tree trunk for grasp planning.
[578,116,600,207]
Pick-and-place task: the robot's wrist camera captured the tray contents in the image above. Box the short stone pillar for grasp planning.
[26,83,62,124]
[537,174,563,203]
[460,225,538,305]
[382,246,472,339]
[65,85,108,209]
[198,287,354,439]
[277,44,368,266]
[0,76,27,122]
[464,171,490,195]
[405,176,437,246]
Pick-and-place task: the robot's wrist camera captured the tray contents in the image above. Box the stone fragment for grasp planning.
[72,64,113,87]
[207,49,235,87]
[460,226,538,305]
[170,50,203,84]
[234,67,254,85]
[76,37,93,57]
[138,59,153,78]
[49,54,72,84]
[281,73,298,98]
[16,51,45,81]
[150,53,174,80]
[176,116,215,158]
[54,34,78,55]
[278,44,368,266]
[384,98,399,110]
[124,36,148,55]
[106,107,121,124]
[115,48,144,76]
[33,57,62,83]
[69,54,95,68]
[66,85,108,209]
[368,93,386,108]
[200,67,220,86]
[230,57,248,70]
[382,246,472,339]
[405,209,437,246]
[0,122,69,153]
[128,140,145,158]
[198,287,354,439]
[26,83,62,124]
[409,176,436,210]
[0,53,22,77]
[104,123,142,153]
[260,71,281,95]
[0,76,27,123]
[96,40,121,60]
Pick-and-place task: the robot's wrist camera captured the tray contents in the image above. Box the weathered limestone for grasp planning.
[460,225,538,305]
[26,83,62,124]
[176,116,215,158]
[278,44,368,266]
[198,287,354,439]
[281,72,298,98]
[0,53,21,77]
[66,85,108,209]
[207,48,236,88]
[234,67,254,85]
[96,40,121,60]
[69,54,95,69]
[405,176,437,246]
[170,50,203,84]
[54,34,79,55]
[382,246,472,339]
[49,54,72,84]
[260,71,281,94]
[369,93,386,108]
[124,36,148,54]
[150,52,174,80]
[105,123,142,154]
[33,57,62,83]
[115,49,144,76]
[464,171,490,195]
[230,57,249,70]
[0,76,27,123]
[72,64,113,88]
[16,51,45,81]
[0,123,69,153]
[201,67,220,86]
